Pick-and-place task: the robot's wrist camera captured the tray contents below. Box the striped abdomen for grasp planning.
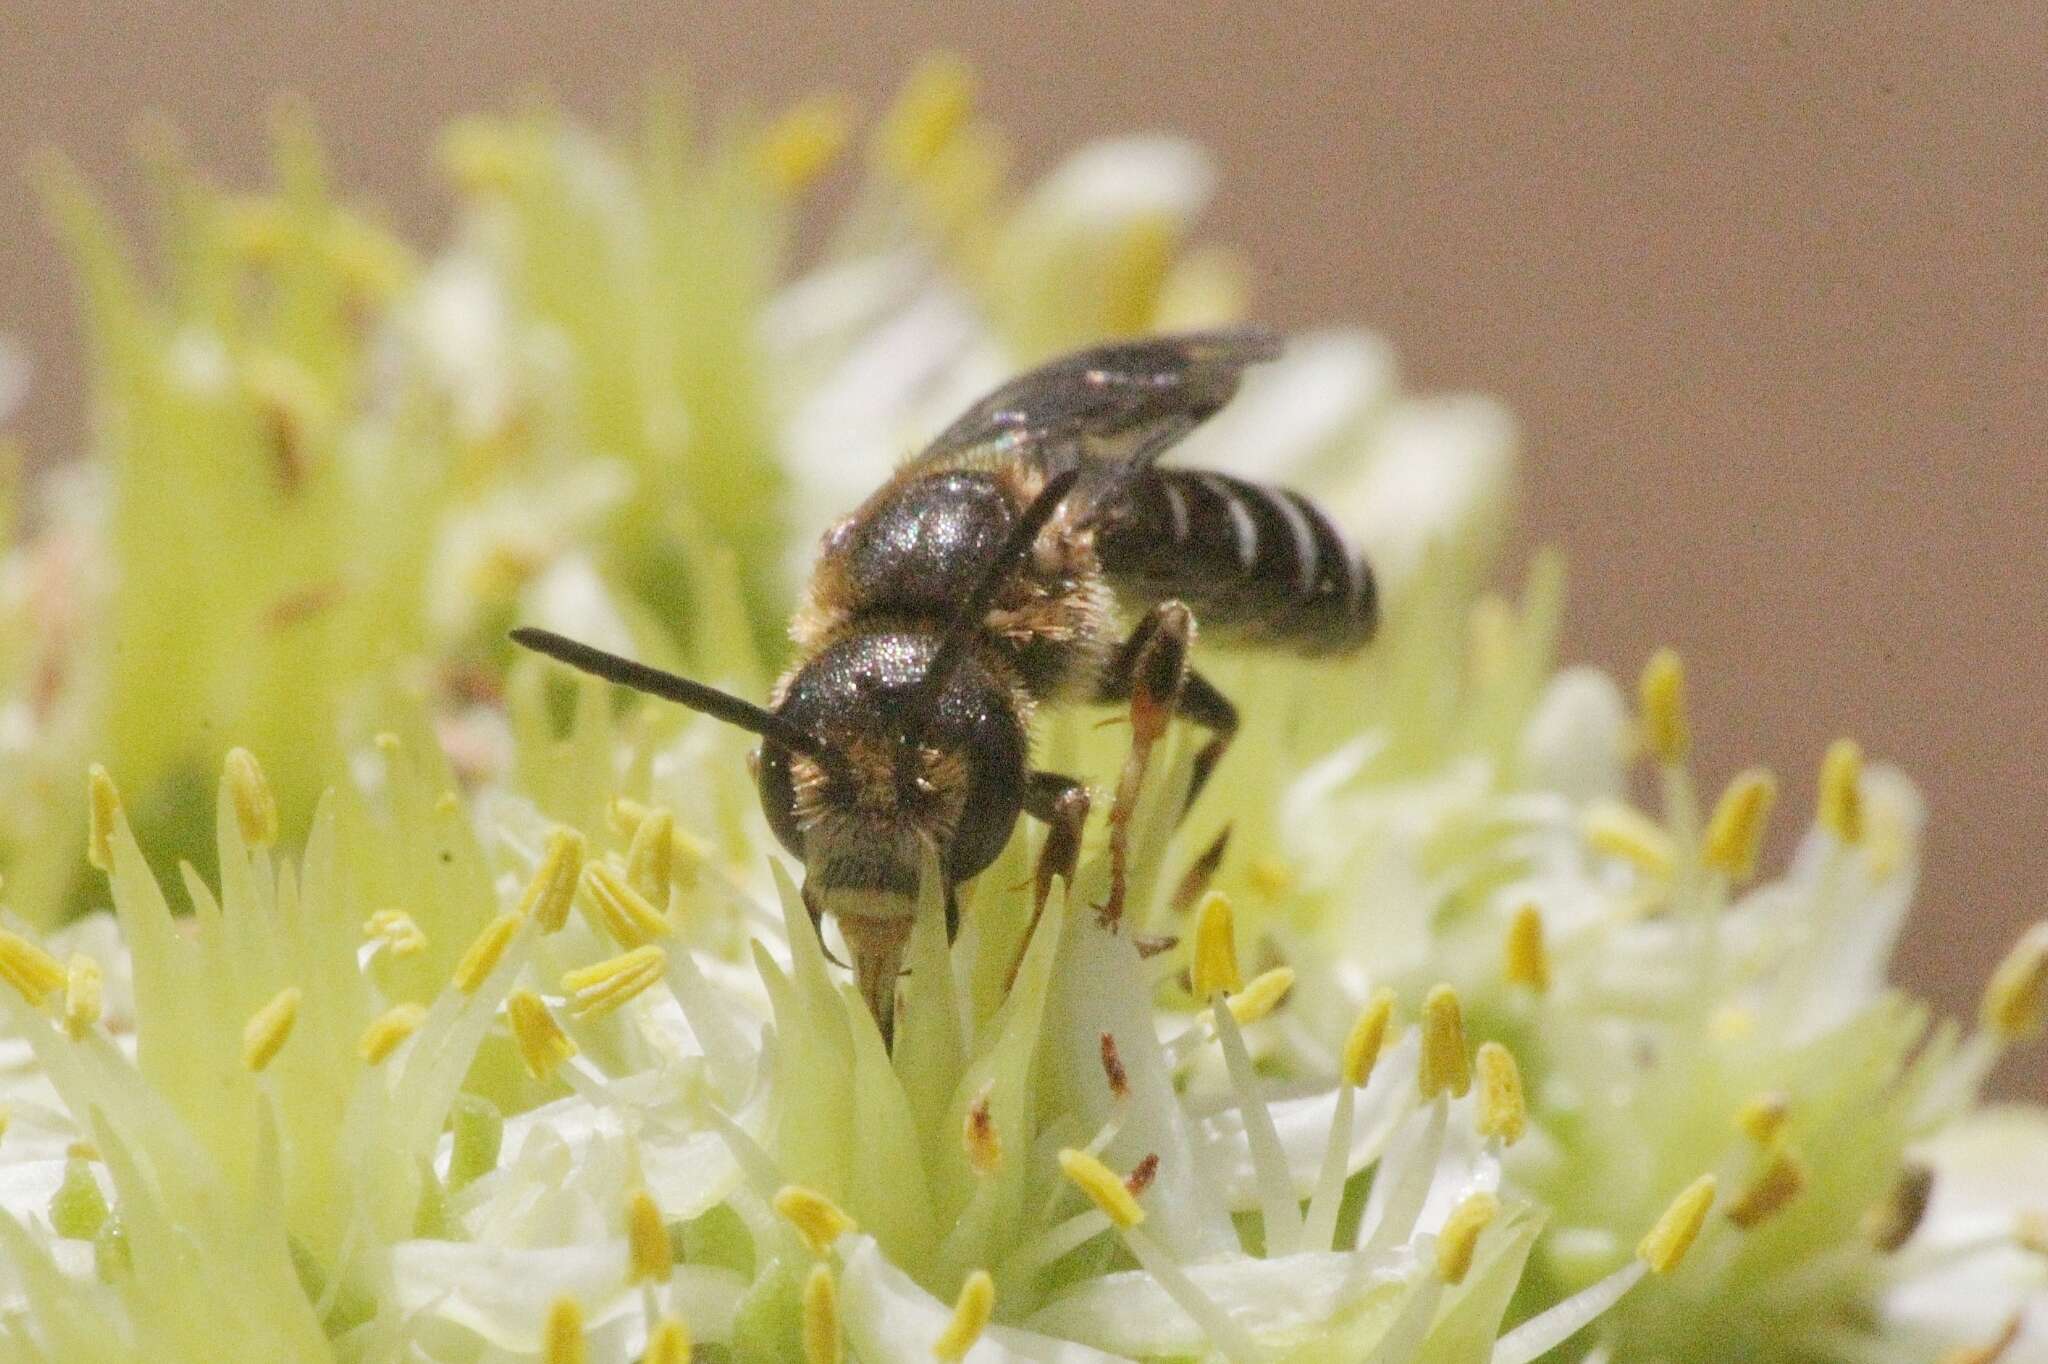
[1092,469,1378,655]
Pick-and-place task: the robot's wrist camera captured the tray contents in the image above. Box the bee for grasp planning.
[513,328,1377,1044]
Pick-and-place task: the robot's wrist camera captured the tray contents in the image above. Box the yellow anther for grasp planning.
[1638,1174,1717,1274]
[516,829,587,933]
[1702,768,1777,880]
[562,945,666,1018]
[582,862,671,950]
[759,93,855,192]
[1227,967,1295,1027]
[1247,857,1293,900]
[323,213,413,301]
[963,1091,1002,1174]
[1819,739,1865,844]
[0,930,65,1007]
[1341,988,1397,1088]
[627,1187,672,1284]
[1058,1148,1145,1229]
[625,806,677,904]
[1418,984,1471,1100]
[0,1106,10,1142]
[1467,593,1516,686]
[802,1262,842,1364]
[2015,1211,2048,1256]
[1475,1042,1528,1147]
[1982,921,2048,1042]
[241,987,302,1072]
[1863,1162,1934,1253]
[1709,1004,1756,1042]
[1504,903,1551,992]
[87,765,121,872]
[643,1317,693,1364]
[1582,802,1676,878]
[1936,1318,2024,1364]
[62,955,102,1039]
[221,195,290,262]
[1638,648,1690,765]
[451,912,522,995]
[933,1269,995,1361]
[1735,1092,1790,1146]
[1189,892,1243,999]
[357,1003,427,1065]
[433,791,461,818]
[66,1140,99,1162]
[607,797,651,838]
[774,1185,858,1255]
[1104,212,1179,336]
[506,990,578,1079]
[1435,1191,1500,1285]
[222,748,279,848]
[540,1296,586,1364]
[362,908,428,958]
[877,53,975,177]
[1726,1147,1810,1228]
[438,118,536,195]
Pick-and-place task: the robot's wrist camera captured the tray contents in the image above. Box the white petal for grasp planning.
[1520,668,1630,805]
[390,1239,744,1350]
[836,1235,1129,1363]
[1025,1248,1414,1357]
[1190,1033,1420,1208]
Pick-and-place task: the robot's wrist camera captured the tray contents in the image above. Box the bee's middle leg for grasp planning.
[1096,602,1241,812]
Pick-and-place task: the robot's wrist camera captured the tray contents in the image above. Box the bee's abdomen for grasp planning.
[1094,469,1377,655]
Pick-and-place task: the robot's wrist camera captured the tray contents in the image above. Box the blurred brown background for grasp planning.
[2,5,2042,1093]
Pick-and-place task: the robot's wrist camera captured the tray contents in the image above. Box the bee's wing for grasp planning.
[912,327,1282,523]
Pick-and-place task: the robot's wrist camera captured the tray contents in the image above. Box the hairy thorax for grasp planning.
[791,461,1116,703]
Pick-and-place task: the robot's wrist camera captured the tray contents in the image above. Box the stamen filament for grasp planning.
[1362,1097,1450,1254]
[1118,1221,1261,1364]
[1211,997,1304,1255]
[1490,1261,1647,1364]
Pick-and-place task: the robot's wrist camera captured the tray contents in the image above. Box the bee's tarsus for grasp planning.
[1170,824,1233,915]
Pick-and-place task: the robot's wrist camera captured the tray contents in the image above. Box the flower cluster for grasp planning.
[0,60,2042,1363]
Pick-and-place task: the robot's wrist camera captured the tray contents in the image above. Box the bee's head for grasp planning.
[755,631,1028,910]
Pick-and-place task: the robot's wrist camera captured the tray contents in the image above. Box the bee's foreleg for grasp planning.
[1006,771,1092,992]
[1024,771,1092,917]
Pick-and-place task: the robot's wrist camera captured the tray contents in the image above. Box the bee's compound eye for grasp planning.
[948,767,1024,882]
[754,742,807,863]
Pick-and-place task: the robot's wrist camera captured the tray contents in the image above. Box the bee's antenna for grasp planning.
[895,467,1082,775]
[509,627,840,765]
